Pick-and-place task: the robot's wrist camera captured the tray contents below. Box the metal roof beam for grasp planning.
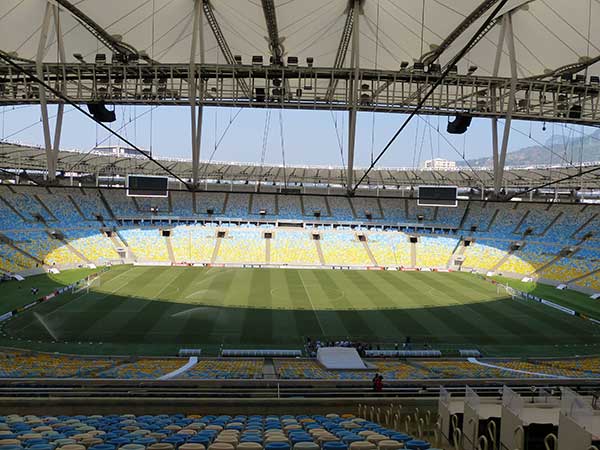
[420,0,502,65]
[53,0,142,63]
[325,0,358,101]
[260,0,284,66]
[201,0,249,97]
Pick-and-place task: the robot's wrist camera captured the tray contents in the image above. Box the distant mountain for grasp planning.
[458,128,600,168]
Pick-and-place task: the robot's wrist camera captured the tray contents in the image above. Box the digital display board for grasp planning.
[417,186,458,207]
[126,175,168,197]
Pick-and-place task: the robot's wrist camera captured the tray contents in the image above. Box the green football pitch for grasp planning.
[2,265,600,357]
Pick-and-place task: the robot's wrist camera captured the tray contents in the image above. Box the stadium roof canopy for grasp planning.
[2,141,599,191]
[1,0,599,78]
[1,0,600,192]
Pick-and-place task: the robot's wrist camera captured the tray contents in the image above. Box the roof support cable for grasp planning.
[352,0,510,193]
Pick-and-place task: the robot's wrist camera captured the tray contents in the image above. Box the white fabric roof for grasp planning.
[1,0,599,78]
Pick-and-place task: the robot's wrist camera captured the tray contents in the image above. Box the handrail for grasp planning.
[544,433,557,450]
[487,420,497,450]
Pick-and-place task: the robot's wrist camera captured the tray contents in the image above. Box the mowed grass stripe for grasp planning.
[283,270,323,337]
[13,265,139,341]
[241,269,273,344]
[375,272,481,341]
[311,270,371,339]
[6,266,600,354]
[299,270,350,337]
[113,268,196,341]
[422,275,516,340]
[270,269,301,343]
[340,270,429,339]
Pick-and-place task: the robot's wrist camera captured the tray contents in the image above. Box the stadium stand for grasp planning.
[0,413,436,450]
[1,186,600,295]
[320,231,370,266]
[217,229,265,264]
[0,351,116,378]
[97,359,187,379]
[270,230,320,265]
[177,359,264,379]
[367,233,411,267]
[121,228,170,262]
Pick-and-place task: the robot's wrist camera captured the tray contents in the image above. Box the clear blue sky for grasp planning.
[0,104,594,168]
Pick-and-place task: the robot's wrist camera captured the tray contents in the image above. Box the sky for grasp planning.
[0,104,596,169]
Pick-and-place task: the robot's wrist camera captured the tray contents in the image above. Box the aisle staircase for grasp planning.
[165,236,176,263]
[410,239,417,267]
[362,239,378,266]
[211,234,223,263]
[314,238,325,265]
[265,237,271,264]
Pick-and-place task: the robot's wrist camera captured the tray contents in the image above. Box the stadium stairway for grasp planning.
[57,235,92,265]
[2,237,44,267]
[314,238,326,266]
[375,198,385,219]
[248,193,254,216]
[458,203,471,229]
[485,208,500,231]
[33,192,58,222]
[222,193,230,215]
[512,209,529,234]
[410,240,416,268]
[299,196,306,216]
[529,248,570,278]
[265,237,271,264]
[446,238,464,268]
[361,239,377,266]
[567,265,600,286]
[0,195,28,223]
[489,243,517,272]
[540,211,563,237]
[571,212,597,239]
[166,236,176,263]
[98,191,118,221]
[211,233,223,264]
[348,199,358,219]
[67,193,88,220]
[323,197,333,217]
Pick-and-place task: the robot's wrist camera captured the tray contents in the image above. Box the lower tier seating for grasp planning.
[0,414,436,450]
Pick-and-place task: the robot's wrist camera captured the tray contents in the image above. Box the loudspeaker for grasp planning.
[447,114,472,134]
[87,102,116,123]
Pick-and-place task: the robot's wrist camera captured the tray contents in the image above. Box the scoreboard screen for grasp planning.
[127,175,168,197]
[417,186,458,207]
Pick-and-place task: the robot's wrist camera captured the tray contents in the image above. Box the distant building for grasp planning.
[422,158,456,170]
[93,145,151,158]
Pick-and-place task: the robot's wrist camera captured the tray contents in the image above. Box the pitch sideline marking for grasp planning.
[298,271,325,335]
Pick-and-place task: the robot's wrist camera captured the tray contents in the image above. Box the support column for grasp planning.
[491,13,517,194]
[36,2,65,182]
[490,16,506,193]
[346,0,360,192]
[189,0,205,188]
